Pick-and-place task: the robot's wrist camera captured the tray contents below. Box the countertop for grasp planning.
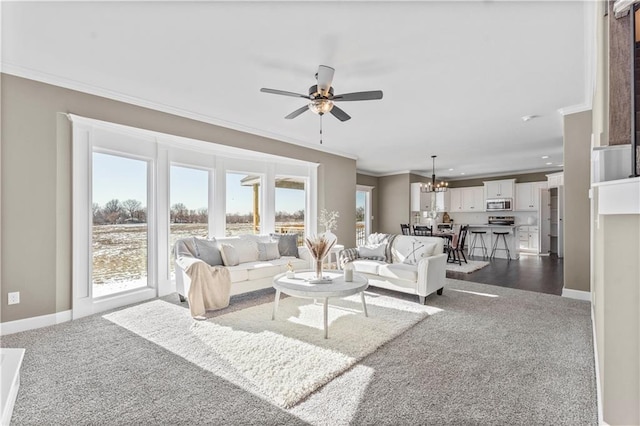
[466,224,518,228]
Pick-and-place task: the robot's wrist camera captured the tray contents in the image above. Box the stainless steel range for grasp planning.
[488,215,515,225]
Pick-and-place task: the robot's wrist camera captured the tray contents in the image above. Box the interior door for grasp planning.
[539,188,551,254]
[557,186,564,258]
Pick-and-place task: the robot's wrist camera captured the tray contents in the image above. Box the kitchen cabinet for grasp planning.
[547,172,564,188]
[462,187,484,211]
[410,183,428,211]
[449,188,463,211]
[484,179,516,199]
[518,226,539,252]
[448,187,483,212]
[411,183,449,212]
[515,181,547,211]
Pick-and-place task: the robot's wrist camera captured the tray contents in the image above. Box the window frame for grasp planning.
[70,114,318,319]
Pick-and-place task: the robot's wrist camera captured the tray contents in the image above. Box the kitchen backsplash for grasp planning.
[420,211,540,226]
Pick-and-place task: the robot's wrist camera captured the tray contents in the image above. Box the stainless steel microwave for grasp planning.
[486,198,512,211]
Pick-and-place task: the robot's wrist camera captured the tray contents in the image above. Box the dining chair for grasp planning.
[447,225,469,265]
[413,225,433,236]
[400,223,412,235]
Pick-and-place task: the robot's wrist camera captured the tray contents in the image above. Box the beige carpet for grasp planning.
[446,260,489,273]
[103,292,440,408]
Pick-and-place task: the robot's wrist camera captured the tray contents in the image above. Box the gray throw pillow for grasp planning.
[258,241,281,261]
[270,233,299,257]
[193,238,223,266]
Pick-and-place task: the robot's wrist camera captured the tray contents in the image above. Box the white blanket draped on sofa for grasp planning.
[185,261,231,318]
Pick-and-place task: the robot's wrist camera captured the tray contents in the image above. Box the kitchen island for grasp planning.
[465,224,519,260]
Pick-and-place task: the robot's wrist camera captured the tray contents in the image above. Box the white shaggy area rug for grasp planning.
[446,260,489,273]
[104,293,437,408]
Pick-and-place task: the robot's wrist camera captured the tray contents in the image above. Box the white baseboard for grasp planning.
[0,310,72,336]
[561,288,591,301]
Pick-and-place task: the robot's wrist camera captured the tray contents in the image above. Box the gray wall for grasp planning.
[377,174,410,234]
[446,171,555,188]
[356,173,379,234]
[563,110,592,293]
[1,74,356,323]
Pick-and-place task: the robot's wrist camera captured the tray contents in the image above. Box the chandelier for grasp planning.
[420,155,448,193]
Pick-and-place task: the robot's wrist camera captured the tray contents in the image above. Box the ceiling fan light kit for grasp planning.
[260,65,383,143]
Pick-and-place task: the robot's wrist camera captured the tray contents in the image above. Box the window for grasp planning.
[71,114,317,318]
[92,152,149,298]
[169,165,209,275]
[356,185,374,245]
[275,177,306,245]
[226,172,261,236]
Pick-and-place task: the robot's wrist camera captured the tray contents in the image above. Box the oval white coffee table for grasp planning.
[272,270,369,339]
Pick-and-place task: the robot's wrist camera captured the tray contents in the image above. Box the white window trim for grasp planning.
[357,184,374,238]
[69,114,318,318]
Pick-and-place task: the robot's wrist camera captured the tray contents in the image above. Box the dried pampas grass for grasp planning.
[304,234,336,261]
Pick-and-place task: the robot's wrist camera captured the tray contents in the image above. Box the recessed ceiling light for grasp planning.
[558,164,564,167]
[521,115,539,122]
[541,155,549,159]
[460,172,466,175]
[449,168,454,171]
[546,162,552,165]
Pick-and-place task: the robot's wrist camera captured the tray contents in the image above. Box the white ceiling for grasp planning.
[1,1,591,180]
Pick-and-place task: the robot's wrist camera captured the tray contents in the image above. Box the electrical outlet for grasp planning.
[8,292,20,305]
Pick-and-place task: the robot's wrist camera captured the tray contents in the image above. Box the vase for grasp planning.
[323,230,337,246]
[314,258,324,279]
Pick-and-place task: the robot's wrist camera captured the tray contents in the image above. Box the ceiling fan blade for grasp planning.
[332,90,384,102]
[316,65,335,96]
[260,88,310,99]
[285,105,310,119]
[330,105,351,122]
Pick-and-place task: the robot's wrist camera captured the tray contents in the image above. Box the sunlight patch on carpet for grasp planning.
[103,292,438,408]
[448,288,499,298]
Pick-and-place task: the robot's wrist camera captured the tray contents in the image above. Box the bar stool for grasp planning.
[490,231,511,261]
[469,231,488,258]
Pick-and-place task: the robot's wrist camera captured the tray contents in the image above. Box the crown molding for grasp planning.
[1,64,359,161]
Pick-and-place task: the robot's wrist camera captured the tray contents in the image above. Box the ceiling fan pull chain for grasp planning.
[319,114,323,144]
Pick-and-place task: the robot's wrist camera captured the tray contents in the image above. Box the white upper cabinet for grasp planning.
[547,172,564,188]
[515,181,547,211]
[411,182,427,211]
[448,187,483,212]
[411,183,450,211]
[484,179,516,199]
[449,188,463,211]
[462,187,484,211]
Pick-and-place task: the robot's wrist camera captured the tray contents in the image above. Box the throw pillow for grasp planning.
[219,244,240,266]
[358,243,387,261]
[402,241,438,265]
[193,238,223,266]
[339,247,360,269]
[270,233,299,257]
[258,241,281,261]
[228,238,260,263]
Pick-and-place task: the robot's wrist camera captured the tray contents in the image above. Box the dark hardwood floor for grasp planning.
[447,253,564,295]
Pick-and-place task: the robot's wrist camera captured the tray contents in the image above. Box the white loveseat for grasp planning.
[175,234,311,302]
[340,233,447,304]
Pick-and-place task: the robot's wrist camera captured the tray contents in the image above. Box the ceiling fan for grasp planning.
[260,65,383,143]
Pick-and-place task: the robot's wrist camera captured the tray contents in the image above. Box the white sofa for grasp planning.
[341,234,447,304]
[174,235,311,302]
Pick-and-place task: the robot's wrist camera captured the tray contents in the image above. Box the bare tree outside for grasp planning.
[122,199,143,222]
